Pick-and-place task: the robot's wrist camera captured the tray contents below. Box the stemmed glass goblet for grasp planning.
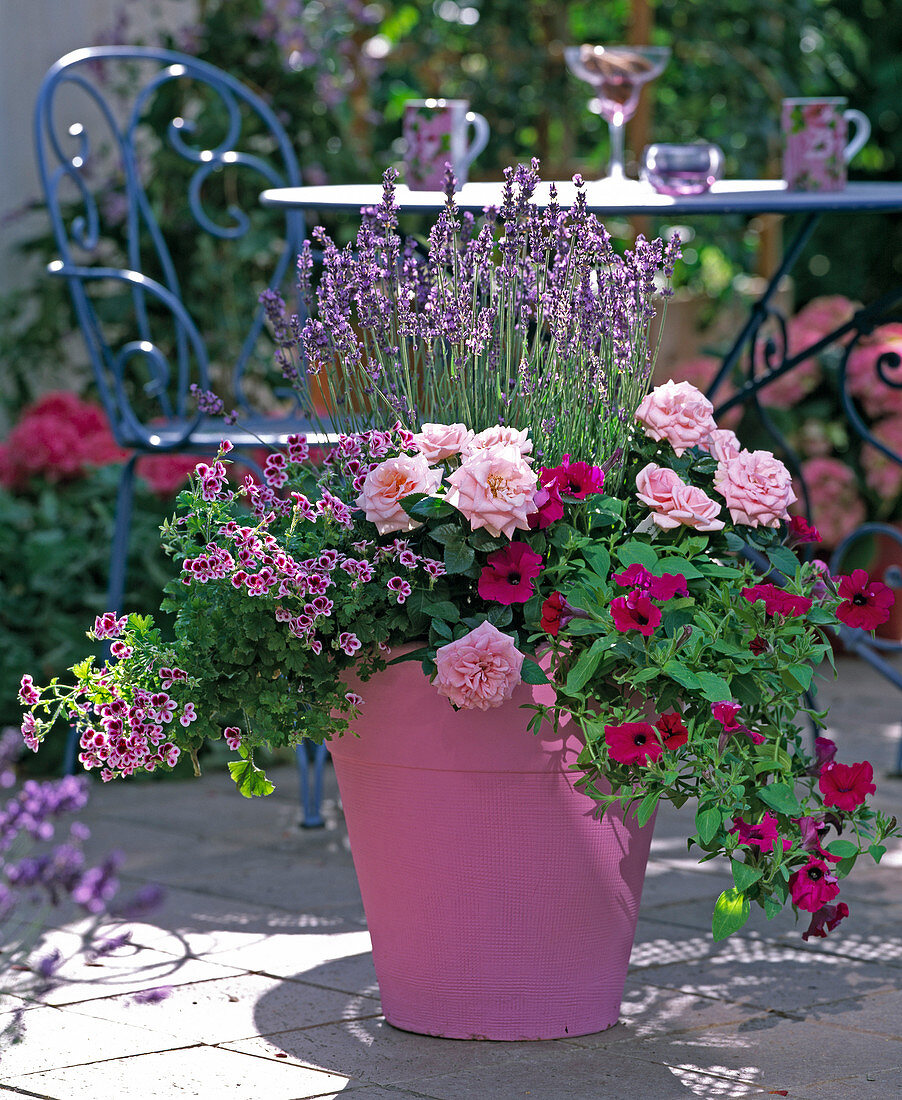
[565,44,671,181]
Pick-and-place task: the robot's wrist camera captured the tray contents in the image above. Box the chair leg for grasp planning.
[296,740,329,828]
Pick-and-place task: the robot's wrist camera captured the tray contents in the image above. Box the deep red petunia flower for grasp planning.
[656,712,688,750]
[818,760,876,812]
[835,569,894,630]
[742,583,812,619]
[478,541,544,605]
[527,483,565,530]
[789,858,840,913]
[539,454,605,500]
[786,514,822,545]
[748,633,770,656]
[802,901,850,941]
[610,591,661,636]
[604,722,663,765]
[540,591,565,636]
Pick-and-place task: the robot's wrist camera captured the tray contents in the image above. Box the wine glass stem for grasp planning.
[608,118,626,180]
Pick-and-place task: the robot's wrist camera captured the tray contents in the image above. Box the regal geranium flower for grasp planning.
[604,722,663,765]
[540,455,605,499]
[802,902,850,941]
[477,542,543,605]
[445,443,538,538]
[634,379,716,456]
[434,621,524,711]
[527,483,564,530]
[656,712,688,750]
[789,858,840,913]
[741,583,812,619]
[819,760,876,812]
[835,570,894,630]
[729,813,787,854]
[610,591,661,637]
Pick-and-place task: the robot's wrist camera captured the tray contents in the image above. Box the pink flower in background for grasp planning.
[356,453,442,534]
[701,428,741,463]
[661,356,742,430]
[477,542,543,604]
[434,621,524,710]
[793,457,866,548]
[713,450,796,527]
[412,423,474,463]
[445,443,538,538]
[635,379,717,455]
[861,415,902,499]
[635,463,724,531]
[135,454,199,496]
[845,323,902,419]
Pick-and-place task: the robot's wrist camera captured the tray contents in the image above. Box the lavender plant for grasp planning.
[284,162,680,487]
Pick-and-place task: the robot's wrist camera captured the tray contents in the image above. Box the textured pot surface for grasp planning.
[329,656,655,1041]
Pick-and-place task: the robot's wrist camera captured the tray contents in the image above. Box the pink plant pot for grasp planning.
[329,656,655,1040]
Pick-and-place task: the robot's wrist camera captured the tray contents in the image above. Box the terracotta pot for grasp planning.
[329,655,655,1040]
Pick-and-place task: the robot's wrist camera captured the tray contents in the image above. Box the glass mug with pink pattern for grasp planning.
[402,99,490,191]
[782,97,870,192]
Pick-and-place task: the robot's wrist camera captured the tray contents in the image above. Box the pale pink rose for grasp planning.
[713,450,796,528]
[662,355,742,430]
[434,621,524,710]
[794,457,866,548]
[635,463,725,532]
[465,425,533,459]
[412,422,474,464]
[445,443,538,538]
[356,453,442,535]
[635,379,717,456]
[701,428,741,463]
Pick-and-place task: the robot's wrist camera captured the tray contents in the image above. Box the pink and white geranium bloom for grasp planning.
[634,379,717,456]
[445,443,538,538]
[356,453,442,535]
[713,450,796,528]
[412,422,474,464]
[635,463,725,531]
[434,621,525,710]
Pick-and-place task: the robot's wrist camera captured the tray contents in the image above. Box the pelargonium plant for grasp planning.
[17,166,898,940]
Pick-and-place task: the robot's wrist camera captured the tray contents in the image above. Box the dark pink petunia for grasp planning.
[656,712,688,750]
[540,454,605,500]
[540,591,566,636]
[610,591,661,636]
[612,564,688,601]
[527,483,564,530]
[802,901,850,941]
[835,569,894,630]
[748,633,770,656]
[814,737,838,770]
[742,583,812,619]
[477,542,544,605]
[729,812,788,854]
[604,722,663,766]
[796,815,841,863]
[818,760,876,812]
[612,563,652,589]
[789,858,840,913]
[786,515,822,545]
[711,701,743,731]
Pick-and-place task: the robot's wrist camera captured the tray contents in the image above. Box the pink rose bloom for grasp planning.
[635,379,717,456]
[793,457,866,548]
[446,444,538,538]
[412,422,474,464]
[635,463,725,532]
[661,356,742,430]
[713,450,796,528]
[464,425,533,458]
[846,324,902,419]
[700,428,741,463]
[862,416,902,499]
[434,621,524,711]
[356,453,443,535]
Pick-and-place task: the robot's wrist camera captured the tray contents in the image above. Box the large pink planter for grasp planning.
[329,658,655,1040]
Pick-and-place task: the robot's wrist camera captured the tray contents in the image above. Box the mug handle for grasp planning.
[843,109,870,163]
[463,111,490,171]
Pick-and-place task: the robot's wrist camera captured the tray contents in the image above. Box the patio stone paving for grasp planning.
[2,654,901,1098]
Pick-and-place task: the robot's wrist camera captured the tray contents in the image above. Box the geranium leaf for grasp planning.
[695,671,732,702]
[520,658,549,685]
[422,600,460,623]
[758,782,803,816]
[712,888,751,941]
[428,522,466,546]
[443,538,475,574]
[227,759,275,798]
[732,860,763,893]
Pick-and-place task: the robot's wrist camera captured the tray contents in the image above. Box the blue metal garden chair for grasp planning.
[34,46,329,821]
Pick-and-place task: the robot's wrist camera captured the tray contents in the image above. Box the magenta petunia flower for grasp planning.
[802,901,850,941]
[604,722,663,765]
[728,813,788,854]
[711,701,743,731]
[477,542,544,605]
[835,569,894,631]
[612,564,687,601]
[742,583,812,619]
[539,454,605,499]
[789,858,840,913]
[527,483,564,530]
[610,591,661,636]
[786,514,821,545]
[818,760,876,812]
[655,712,688,750]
